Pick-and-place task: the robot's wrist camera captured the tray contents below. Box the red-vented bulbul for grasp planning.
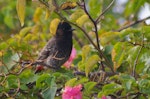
[35,22,74,71]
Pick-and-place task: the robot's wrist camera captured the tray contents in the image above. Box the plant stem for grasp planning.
[132,33,144,77]
[117,16,150,32]
[96,0,115,23]
[82,0,100,50]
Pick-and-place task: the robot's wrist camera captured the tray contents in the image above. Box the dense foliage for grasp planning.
[0,0,150,98]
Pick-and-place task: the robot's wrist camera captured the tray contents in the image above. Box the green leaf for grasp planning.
[125,80,132,91]
[101,15,118,30]
[76,14,89,27]
[4,13,14,29]
[139,79,150,94]
[127,46,141,65]
[142,26,150,42]
[120,28,140,38]
[78,45,91,71]
[100,32,120,45]
[0,42,8,50]
[85,55,100,77]
[124,0,146,17]
[120,74,136,91]
[88,0,102,19]
[52,72,62,77]
[82,45,91,62]
[65,78,77,87]
[104,45,113,55]
[78,61,85,72]
[7,38,18,47]
[0,86,4,92]
[42,77,57,99]
[36,73,50,88]
[6,75,18,88]
[103,83,121,91]
[111,42,126,71]
[76,77,89,85]
[0,51,21,73]
[24,34,32,41]
[19,27,32,37]
[19,69,38,84]
[142,52,150,73]
[84,82,97,93]
[98,83,122,97]
[70,9,84,21]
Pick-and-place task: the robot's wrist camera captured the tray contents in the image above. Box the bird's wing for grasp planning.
[37,38,56,61]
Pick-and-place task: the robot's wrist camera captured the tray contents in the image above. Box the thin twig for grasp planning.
[0,65,30,77]
[12,79,20,97]
[1,52,10,73]
[0,73,7,86]
[117,16,150,32]
[80,0,114,72]
[74,71,117,77]
[39,0,49,8]
[128,41,150,49]
[117,92,142,99]
[132,46,142,77]
[132,33,144,77]
[82,0,100,50]
[96,0,115,23]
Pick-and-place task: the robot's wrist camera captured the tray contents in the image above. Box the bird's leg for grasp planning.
[51,51,65,60]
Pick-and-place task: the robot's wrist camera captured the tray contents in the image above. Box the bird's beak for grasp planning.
[69,28,75,31]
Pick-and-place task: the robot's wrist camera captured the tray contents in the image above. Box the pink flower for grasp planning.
[63,47,76,68]
[62,84,82,99]
[102,96,107,99]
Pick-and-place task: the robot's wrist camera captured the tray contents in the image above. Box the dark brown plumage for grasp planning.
[36,22,73,69]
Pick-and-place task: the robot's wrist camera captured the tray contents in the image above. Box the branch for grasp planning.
[82,0,100,50]
[132,33,144,77]
[118,92,142,99]
[39,0,49,8]
[0,63,31,77]
[96,0,115,23]
[79,0,114,72]
[117,16,150,32]
[74,71,117,77]
[68,21,114,72]
[12,79,20,97]
[128,41,150,49]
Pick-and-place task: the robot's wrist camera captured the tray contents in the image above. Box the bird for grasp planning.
[35,21,74,71]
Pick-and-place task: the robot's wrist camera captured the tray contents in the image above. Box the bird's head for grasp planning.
[56,22,74,37]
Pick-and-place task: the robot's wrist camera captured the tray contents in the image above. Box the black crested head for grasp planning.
[58,22,72,31]
[56,22,73,37]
